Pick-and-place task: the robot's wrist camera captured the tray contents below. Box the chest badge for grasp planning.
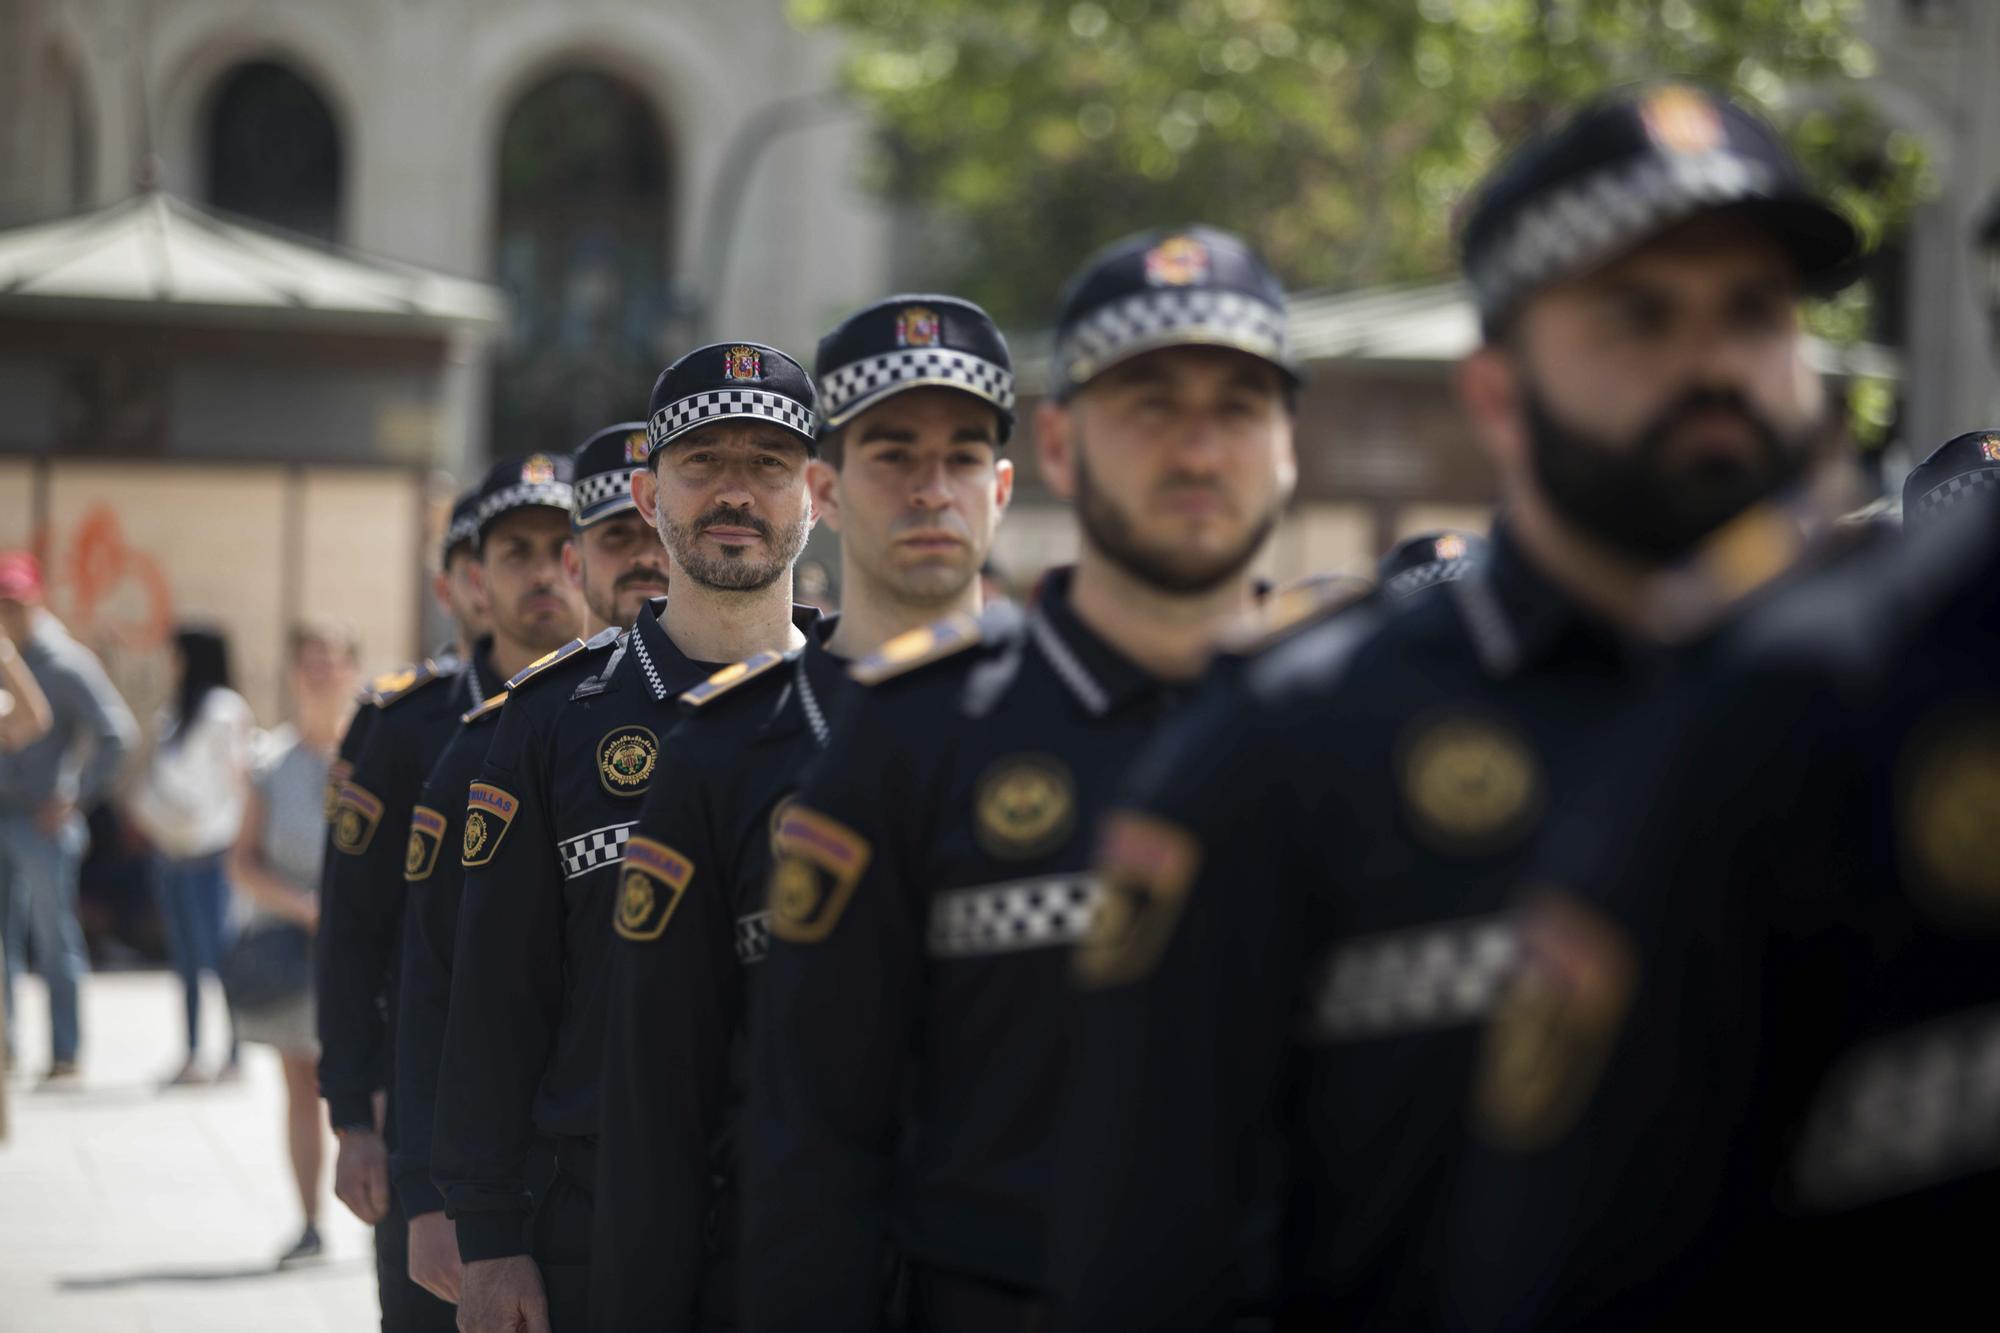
[1900,714,2000,923]
[1399,715,1542,853]
[599,726,659,796]
[974,755,1076,860]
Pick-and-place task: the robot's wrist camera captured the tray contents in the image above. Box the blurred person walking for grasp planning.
[0,552,138,1086]
[130,625,255,1085]
[226,617,362,1266]
[0,620,53,752]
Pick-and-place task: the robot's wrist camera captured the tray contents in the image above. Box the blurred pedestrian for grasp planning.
[226,617,360,1266]
[0,621,53,752]
[0,551,138,1086]
[129,625,255,1086]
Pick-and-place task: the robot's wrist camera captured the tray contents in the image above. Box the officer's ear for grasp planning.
[631,466,661,533]
[561,537,583,591]
[993,457,1016,513]
[1037,398,1078,502]
[806,458,843,534]
[1457,345,1530,476]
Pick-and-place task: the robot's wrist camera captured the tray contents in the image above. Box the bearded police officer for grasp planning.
[323,459,581,1330]
[595,297,1017,1330]
[438,345,823,1333]
[1051,84,1864,1329]
[744,227,1299,1332]
[394,427,663,1304]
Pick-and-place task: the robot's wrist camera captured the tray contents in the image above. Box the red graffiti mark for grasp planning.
[32,504,175,651]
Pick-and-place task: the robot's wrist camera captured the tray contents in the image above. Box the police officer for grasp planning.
[323,463,580,1330]
[1050,84,1864,1329]
[395,428,660,1305]
[595,296,1017,1330]
[743,226,1299,1332]
[1901,429,2000,534]
[1377,529,1488,601]
[438,344,824,1333]
[1445,485,2000,1329]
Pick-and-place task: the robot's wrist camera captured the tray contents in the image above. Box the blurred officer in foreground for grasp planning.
[1052,84,1864,1330]
[322,461,579,1331]
[1901,429,2000,534]
[1377,529,1488,601]
[744,226,1298,1332]
[594,297,1016,1329]
[394,426,662,1304]
[439,345,823,1333]
[1447,486,2000,1328]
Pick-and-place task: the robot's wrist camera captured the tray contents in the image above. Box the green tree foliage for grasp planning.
[794,0,1929,329]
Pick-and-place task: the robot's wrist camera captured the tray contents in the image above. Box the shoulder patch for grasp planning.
[769,806,871,943]
[851,613,983,686]
[507,635,612,691]
[331,782,384,856]
[405,805,447,882]
[1075,811,1202,988]
[1227,573,1373,655]
[461,692,507,725]
[461,782,518,867]
[680,649,792,707]
[375,661,450,709]
[614,836,696,942]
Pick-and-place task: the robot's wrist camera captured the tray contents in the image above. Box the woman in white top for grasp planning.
[129,625,254,1085]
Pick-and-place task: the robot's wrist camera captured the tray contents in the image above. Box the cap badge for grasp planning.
[522,454,556,485]
[1640,86,1724,156]
[896,306,942,348]
[723,345,764,381]
[623,431,651,464]
[1981,436,2000,464]
[1434,533,1469,562]
[1144,235,1211,287]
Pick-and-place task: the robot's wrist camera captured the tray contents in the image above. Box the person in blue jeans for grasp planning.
[131,625,257,1086]
[0,552,137,1086]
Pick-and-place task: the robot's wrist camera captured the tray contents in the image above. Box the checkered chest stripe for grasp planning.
[648,389,817,447]
[820,347,1016,423]
[736,911,772,966]
[571,468,638,521]
[1058,288,1288,382]
[561,821,636,881]
[927,874,1103,958]
[1304,914,1519,1042]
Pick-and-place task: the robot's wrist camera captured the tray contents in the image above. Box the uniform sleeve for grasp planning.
[434,700,563,1262]
[742,686,927,1333]
[391,730,475,1219]
[58,642,137,806]
[317,714,419,1130]
[593,722,735,1331]
[1052,684,1308,1332]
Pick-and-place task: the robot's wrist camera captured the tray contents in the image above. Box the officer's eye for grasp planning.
[758,455,789,470]
[1725,286,1788,333]
[872,447,910,466]
[950,449,987,468]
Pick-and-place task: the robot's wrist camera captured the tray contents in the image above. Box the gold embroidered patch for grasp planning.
[1473,892,1637,1151]
[1900,715,2000,923]
[331,783,384,856]
[1399,715,1542,853]
[614,836,696,942]
[1075,811,1202,988]
[324,759,353,824]
[766,793,799,862]
[599,727,659,797]
[461,783,518,867]
[405,805,446,882]
[769,806,871,943]
[974,755,1075,860]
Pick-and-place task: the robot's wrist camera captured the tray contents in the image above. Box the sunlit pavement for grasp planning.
[1,971,381,1332]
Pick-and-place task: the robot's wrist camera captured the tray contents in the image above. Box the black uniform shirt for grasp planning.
[594,618,847,1331]
[1443,505,2000,1330]
[389,685,510,1218]
[744,569,1203,1329]
[1050,529,1697,1330]
[320,646,500,1133]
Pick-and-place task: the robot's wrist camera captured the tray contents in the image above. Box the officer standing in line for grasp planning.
[322,460,581,1330]
[1049,85,1864,1330]
[394,427,665,1305]
[595,297,1017,1330]
[439,344,824,1333]
[744,227,1299,1332]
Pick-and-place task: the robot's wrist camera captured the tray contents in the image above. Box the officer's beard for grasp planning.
[1522,380,1819,563]
[661,504,811,593]
[1073,447,1278,595]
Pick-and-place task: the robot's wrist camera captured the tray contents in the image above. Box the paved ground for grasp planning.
[0,970,381,1332]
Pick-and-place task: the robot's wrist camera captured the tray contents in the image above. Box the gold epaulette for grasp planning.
[376,660,450,709]
[1227,573,1373,655]
[681,649,790,707]
[850,613,983,686]
[461,692,508,725]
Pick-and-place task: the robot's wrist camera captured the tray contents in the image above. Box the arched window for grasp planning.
[204,60,343,242]
[492,70,673,460]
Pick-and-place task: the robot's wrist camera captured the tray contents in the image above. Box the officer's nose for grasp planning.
[909,458,953,511]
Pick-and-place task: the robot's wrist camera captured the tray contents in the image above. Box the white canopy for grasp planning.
[0,191,506,333]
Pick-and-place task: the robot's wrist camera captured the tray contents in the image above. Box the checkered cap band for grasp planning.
[560,821,634,881]
[1913,468,2000,517]
[572,467,639,526]
[927,874,1103,958]
[736,912,771,966]
[1304,915,1518,1042]
[1384,558,1477,600]
[479,480,575,529]
[1057,287,1290,387]
[444,512,480,557]
[647,389,817,448]
[1471,148,1778,318]
[820,347,1016,427]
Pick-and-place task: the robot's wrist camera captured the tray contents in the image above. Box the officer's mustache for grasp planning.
[1632,387,1788,470]
[695,506,773,540]
[1151,472,1237,512]
[614,565,670,590]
